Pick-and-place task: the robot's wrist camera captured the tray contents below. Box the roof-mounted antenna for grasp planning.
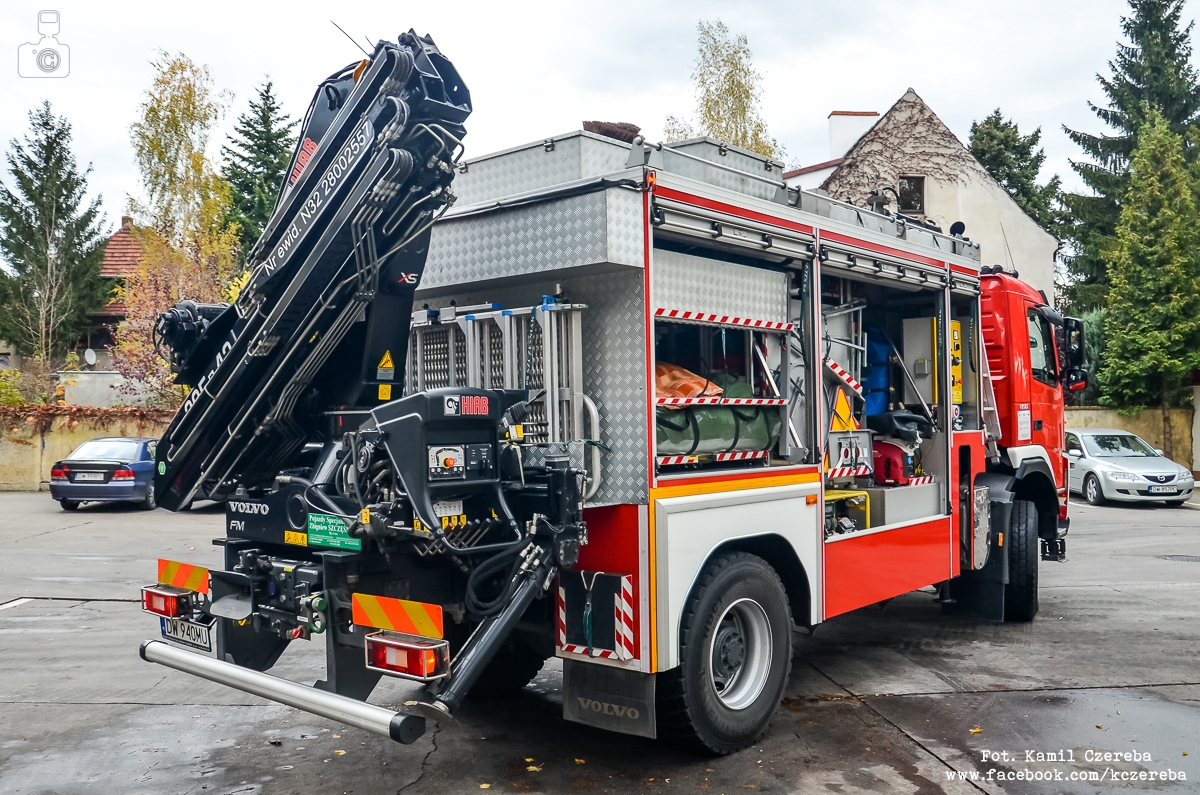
[330,20,370,57]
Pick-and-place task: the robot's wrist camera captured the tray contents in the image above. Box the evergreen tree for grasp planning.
[0,101,107,381]
[969,109,1062,232]
[1061,0,1200,310]
[1098,108,1200,462]
[221,80,297,254]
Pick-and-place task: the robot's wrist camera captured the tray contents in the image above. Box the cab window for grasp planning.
[1027,309,1057,386]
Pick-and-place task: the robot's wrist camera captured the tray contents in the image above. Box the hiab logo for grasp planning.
[289,138,318,184]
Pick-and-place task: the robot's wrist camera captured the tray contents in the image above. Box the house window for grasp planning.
[898,176,925,214]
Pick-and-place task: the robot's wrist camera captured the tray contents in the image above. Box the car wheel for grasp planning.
[1165,499,1189,507]
[1004,499,1039,622]
[1083,474,1106,506]
[656,552,791,754]
[142,485,157,511]
[59,499,79,511]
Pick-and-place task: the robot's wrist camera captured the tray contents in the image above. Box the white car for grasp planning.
[1066,428,1195,506]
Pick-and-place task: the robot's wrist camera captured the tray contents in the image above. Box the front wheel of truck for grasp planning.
[656,552,791,754]
[1004,499,1039,622]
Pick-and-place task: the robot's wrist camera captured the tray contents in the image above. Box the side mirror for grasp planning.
[1064,317,1086,368]
[1155,448,1165,456]
[1066,367,1089,392]
[1067,448,1082,457]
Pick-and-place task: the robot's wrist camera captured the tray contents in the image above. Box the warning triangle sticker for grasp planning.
[829,387,859,432]
[378,350,395,370]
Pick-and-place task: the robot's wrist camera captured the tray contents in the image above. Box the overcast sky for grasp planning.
[0,0,1142,232]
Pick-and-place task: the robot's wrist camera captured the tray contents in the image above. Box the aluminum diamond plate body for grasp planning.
[651,248,788,322]
[452,132,631,206]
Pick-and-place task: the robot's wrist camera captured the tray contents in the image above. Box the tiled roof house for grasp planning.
[94,215,142,320]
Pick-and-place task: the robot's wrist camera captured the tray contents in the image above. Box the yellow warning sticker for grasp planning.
[284,531,307,546]
[376,350,395,381]
[378,384,392,400]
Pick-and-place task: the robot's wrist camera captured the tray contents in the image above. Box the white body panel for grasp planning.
[653,482,821,669]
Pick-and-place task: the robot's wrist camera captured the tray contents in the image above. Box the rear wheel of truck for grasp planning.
[657,552,791,754]
[468,635,548,698]
[59,499,79,511]
[1004,499,1039,622]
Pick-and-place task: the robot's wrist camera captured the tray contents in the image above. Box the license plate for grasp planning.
[1149,485,1178,494]
[74,472,104,481]
[160,616,213,651]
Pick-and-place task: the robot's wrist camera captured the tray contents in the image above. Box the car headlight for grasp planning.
[1105,471,1140,481]
[1180,471,1195,483]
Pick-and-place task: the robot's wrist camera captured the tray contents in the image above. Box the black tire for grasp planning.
[656,552,792,754]
[1004,499,1039,622]
[141,485,157,511]
[468,635,547,698]
[1083,474,1106,506]
[1165,499,1189,507]
[59,499,79,511]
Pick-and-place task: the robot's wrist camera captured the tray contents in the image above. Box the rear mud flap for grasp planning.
[943,499,1011,622]
[562,659,655,739]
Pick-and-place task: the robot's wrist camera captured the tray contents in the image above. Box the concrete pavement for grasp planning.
[0,493,1197,794]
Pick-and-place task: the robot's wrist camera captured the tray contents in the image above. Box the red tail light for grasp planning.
[51,465,69,481]
[142,584,191,618]
[112,467,135,481]
[365,631,450,681]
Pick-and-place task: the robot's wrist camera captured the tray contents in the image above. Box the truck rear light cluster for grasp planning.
[364,631,450,682]
[51,466,69,481]
[141,584,192,618]
[112,467,135,481]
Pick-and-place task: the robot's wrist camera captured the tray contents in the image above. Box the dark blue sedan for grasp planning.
[49,437,158,511]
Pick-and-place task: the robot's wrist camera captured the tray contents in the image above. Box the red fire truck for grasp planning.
[138,35,1087,758]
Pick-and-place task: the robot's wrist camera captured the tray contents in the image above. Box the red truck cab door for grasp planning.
[1024,306,1068,494]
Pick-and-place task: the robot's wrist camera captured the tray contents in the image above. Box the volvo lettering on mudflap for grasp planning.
[138,25,1080,763]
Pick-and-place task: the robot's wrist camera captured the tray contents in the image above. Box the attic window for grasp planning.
[898,176,925,214]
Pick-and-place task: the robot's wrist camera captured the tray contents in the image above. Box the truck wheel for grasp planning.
[59,499,79,511]
[656,552,791,754]
[1004,500,1039,622]
[468,635,547,698]
[1083,474,1106,506]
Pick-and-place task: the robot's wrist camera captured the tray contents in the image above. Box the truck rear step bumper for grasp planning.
[139,640,426,743]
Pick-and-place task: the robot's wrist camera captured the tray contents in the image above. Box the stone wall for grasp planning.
[0,407,172,491]
[1065,406,1194,469]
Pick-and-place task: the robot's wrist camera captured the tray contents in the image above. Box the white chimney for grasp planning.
[828,111,880,159]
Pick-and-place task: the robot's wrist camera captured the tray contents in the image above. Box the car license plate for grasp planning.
[74,472,104,481]
[1149,485,1178,494]
[160,616,213,651]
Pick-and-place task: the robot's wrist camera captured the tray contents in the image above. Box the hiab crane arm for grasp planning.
[141,31,587,743]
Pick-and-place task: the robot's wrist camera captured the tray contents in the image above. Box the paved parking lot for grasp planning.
[1,492,1198,794]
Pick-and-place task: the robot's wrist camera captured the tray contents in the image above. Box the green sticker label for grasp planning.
[157,462,166,475]
[306,512,362,550]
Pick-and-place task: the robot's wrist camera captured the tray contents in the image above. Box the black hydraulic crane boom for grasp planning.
[153,31,470,511]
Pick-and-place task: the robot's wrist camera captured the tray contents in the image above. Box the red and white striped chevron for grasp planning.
[906,475,935,485]
[658,455,700,466]
[556,575,637,662]
[715,450,769,462]
[656,397,787,406]
[827,465,871,479]
[658,450,770,466]
[655,308,792,331]
[823,357,863,396]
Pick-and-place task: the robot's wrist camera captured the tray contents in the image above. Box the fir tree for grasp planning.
[1061,0,1200,310]
[221,80,297,254]
[1098,108,1200,461]
[969,109,1062,233]
[0,102,108,381]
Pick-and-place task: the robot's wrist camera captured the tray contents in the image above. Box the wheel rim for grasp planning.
[708,598,772,710]
[1086,477,1098,502]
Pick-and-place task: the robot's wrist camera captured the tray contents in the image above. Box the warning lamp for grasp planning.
[645,170,657,190]
[51,465,69,481]
[141,584,192,618]
[112,466,135,481]
[364,631,451,682]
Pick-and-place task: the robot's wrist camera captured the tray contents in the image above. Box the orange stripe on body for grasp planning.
[352,593,443,639]
[157,558,209,594]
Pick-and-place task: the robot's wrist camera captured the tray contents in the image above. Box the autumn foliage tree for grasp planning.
[1098,108,1200,461]
[664,20,784,161]
[112,52,242,406]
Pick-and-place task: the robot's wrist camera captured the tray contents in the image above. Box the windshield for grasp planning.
[68,440,143,461]
[1083,434,1157,458]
